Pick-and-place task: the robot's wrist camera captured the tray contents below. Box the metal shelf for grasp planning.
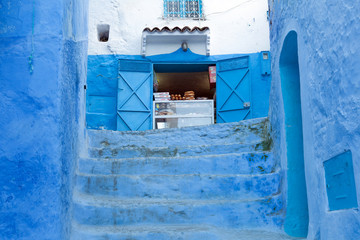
[155,114,212,118]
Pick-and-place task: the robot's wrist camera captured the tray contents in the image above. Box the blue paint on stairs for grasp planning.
[71,117,290,239]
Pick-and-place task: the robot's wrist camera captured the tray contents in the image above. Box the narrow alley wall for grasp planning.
[268,0,360,239]
[0,1,88,239]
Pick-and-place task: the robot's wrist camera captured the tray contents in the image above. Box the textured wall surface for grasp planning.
[268,0,360,239]
[88,0,270,56]
[0,1,88,239]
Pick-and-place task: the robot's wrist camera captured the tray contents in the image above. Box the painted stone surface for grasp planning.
[0,1,88,239]
[268,0,360,239]
[2,0,359,239]
[71,118,287,239]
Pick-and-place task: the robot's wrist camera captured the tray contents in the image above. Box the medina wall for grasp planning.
[268,1,360,239]
[88,0,270,56]
[0,1,88,239]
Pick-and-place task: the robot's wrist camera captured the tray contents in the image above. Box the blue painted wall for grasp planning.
[0,1,88,239]
[86,51,271,130]
[268,1,360,239]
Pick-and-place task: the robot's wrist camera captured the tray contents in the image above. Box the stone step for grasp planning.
[87,117,269,149]
[75,171,280,200]
[71,223,220,240]
[78,151,276,175]
[88,141,271,159]
[71,223,298,240]
[72,192,284,228]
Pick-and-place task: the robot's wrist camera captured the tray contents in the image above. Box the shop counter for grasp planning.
[153,100,214,129]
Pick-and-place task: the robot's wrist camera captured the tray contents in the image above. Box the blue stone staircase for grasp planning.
[71,117,291,240]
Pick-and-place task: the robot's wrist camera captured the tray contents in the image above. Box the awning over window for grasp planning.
[141,26,210,56]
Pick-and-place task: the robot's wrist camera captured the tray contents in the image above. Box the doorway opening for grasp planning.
[152,63,216,129]
[154,63,215,100]
[280,31,309,238]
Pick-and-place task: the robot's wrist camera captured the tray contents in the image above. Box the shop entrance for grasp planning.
[151,55,252,130]
[86,50,271,131]
[152,63,216,129]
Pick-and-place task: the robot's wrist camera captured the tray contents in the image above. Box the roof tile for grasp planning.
[143,26,209,33]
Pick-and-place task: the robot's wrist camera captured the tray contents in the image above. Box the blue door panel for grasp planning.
[324,150,358,211]
[216,57,251,123]
[117,60,153,131]
[117,112,152,132]
[118,72,152,111]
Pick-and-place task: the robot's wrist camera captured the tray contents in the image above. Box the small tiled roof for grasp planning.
[143,26,209,33]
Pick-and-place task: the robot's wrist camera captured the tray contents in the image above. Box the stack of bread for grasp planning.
[171,94,184,100]
[184,91,195,100]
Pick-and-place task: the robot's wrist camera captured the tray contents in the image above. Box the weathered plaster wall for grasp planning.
[88,0,270,56]
[268,0,360,239]
[0,1,88,239]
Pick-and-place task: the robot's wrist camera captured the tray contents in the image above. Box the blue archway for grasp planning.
[280,31,309,238]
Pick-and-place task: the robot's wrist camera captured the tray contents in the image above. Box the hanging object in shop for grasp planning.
[208,66,216,89]
[181,41,188,52]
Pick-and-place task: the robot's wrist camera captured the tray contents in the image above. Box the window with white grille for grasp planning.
[164,0,203,19]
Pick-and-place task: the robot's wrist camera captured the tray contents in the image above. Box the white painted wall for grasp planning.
[88,0,270,56]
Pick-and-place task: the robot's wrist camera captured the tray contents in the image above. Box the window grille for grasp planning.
[164,0,203,19]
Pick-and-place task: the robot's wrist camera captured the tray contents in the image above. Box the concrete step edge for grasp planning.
[71,222,299,240]
[71,221,287,235]
[75,169,280,178]
[72,191,281,207]
[87,117,268,136]
[80,150,273,162]
[88,140,266,151]
[72,221,214,233]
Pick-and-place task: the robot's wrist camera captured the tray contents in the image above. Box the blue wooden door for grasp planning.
[117,60,153,131]
[216,56,251,123]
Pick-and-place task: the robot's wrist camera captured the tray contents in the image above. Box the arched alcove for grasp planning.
[280,31,309,238]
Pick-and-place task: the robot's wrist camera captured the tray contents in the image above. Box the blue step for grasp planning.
[87,117,269,149]
[88,141,270,159]
[71,223,299,240]
[78,152,275,175]
[71,223,220,240]
[72,192,284,228]
[75,171,280,200]
[71,117,287,239]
